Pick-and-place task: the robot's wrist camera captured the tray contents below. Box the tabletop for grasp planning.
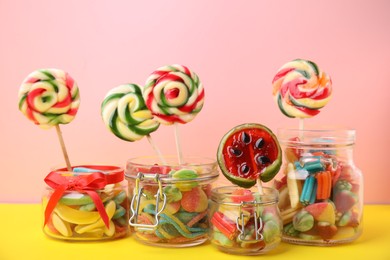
[0,204,389,260]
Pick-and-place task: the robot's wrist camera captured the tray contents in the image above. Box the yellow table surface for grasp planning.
[0,204,389,260]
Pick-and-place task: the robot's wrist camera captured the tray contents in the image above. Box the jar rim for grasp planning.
[211,186,278,205]
[125,155,219,182]
[277,126,356,146]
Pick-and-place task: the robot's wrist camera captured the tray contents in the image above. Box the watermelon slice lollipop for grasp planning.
[217,123,282,188]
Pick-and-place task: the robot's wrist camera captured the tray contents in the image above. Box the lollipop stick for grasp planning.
[299,118,305,140]
[174,123,184,165]
[256,179,264,196]
[146,134,167,165]
[55,125,72,172]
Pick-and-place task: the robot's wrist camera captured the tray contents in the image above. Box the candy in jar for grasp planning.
[209,186,282,255]
[42,165,129,241]
[275,128,363,245]
[126,156,219,247]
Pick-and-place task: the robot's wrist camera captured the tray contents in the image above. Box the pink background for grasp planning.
[1,0,389,203]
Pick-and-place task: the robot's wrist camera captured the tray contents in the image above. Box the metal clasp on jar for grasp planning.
[236,201,264,242]
[129,172,167,230]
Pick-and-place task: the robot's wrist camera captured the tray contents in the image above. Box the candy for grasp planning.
[300,175,317,205]
[43,166,129,240]
[74,200,116,234]
[143,64,204,125]
[293,210,314,232]
[54,202,101,225]
[52,212,72,237]
[305,202,336,224]
[334,190,358,213]
[272,59,332,118]
[18,69,80,129]
[180,187,208,213]
[262,220,281,243]
[101,83,160,141]
[316,222,338,240]
[211,211,237,240]
[315,171,332,200]
[286,163,302,208]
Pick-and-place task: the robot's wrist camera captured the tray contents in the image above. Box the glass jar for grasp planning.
[125,156,219,247]
[209,186,282,255]
[42,165,129,241]
[275,127,363,245]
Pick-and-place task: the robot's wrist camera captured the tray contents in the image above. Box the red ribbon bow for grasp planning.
[44,166,124,228]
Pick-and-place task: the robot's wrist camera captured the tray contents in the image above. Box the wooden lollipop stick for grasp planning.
[146,134,167,165]
[299,118,305,140]
[55,125,72,171]
[256,179,264,196]
[174,123,184,165]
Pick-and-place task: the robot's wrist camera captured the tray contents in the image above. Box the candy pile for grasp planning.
[210,123,283,254]
[126,160,218,245]
[42,166,129,240]
[276,145,362,242]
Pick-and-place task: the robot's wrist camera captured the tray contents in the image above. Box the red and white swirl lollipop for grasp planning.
[18,68,80,170]
[272,59,332,119]
[143,64,204,125]
[143,64,204,164]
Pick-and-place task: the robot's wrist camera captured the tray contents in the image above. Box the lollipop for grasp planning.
[272,59,332,119]
[217,123,282,192]
[143,64,204,164]
[101,83,164,163]
[18,69,80,128]
[18,68,80,170]
[101,83,160,142]
[143,64,204,125]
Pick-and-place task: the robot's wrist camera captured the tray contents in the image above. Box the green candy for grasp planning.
[59,193,93,206]
[113,191,127,204]
[263,220,281,243]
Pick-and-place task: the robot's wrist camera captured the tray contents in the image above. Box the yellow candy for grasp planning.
[52,212,72,237]
[75,200,116,234]
[104,221,116,237]
[55,203,100,225]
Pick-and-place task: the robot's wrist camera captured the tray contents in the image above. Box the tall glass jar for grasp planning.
[125,156,219,247]
[209,186,282,255]
[275,127,363,245]
[42,165,129,241]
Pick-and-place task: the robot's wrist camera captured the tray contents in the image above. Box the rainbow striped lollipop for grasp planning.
[18,68,80,170]
[272,59,332,118]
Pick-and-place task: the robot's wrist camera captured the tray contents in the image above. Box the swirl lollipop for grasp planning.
[18,68,80,170]
[143,64,204,164]
[101,84,164,162]
[272,59,332,119]
[143,64,204,125]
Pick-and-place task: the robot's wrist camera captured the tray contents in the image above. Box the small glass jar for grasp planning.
[276,127,363,245]
[125,156,219,247]
[209,186,282,255]
[42,165,129,241]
